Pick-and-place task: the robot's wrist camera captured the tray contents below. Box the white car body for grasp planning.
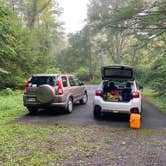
[94,80,142,114]
[93,65,142,117]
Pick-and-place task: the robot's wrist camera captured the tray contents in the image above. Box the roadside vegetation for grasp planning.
[142,88,166,113]
[0,90,166,165]
[0,89,25,125]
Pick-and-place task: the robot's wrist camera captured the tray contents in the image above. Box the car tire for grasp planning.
[94,105,101,119]
[27,107,38,115]
[80,92,88,105]
[65,98,73,114]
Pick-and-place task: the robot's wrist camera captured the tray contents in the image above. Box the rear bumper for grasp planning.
[23,95,67,108]
[94,96,141,114]
[24,102,66,108]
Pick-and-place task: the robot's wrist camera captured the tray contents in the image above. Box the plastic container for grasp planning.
[129,113,141,129]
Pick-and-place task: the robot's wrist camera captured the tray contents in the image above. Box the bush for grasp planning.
[0,88,14,96]
[74,67,89,81]
[150,55,166,97]
[135,66,151,86]
[45,68,61,74]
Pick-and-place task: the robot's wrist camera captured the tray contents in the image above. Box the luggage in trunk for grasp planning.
[106,93,120,101]
[103,82,132,102]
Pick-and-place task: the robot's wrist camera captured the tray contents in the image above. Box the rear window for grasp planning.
[104,68,133,79]
[30,76,57,86]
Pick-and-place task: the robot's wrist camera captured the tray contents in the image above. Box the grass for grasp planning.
[0,90,26,125]
[142,87,166,113]
[0,90,166,165]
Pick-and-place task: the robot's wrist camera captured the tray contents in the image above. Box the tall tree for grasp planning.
[0,0,64,89]
[87,0,142,64]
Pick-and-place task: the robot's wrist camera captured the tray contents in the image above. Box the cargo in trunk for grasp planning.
[102,80,133,102]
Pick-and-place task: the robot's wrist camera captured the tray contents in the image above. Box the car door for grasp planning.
[73,77,84,99]
[68,76,78,102]
[61,76,69,103]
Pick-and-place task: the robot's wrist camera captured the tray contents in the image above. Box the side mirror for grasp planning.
[139,86,143,91]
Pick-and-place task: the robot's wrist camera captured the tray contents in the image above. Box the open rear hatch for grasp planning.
[101,65,134,81]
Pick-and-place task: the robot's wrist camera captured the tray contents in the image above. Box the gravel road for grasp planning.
[16,85,166,129]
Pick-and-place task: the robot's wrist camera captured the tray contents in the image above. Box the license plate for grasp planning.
[27,98,36,102]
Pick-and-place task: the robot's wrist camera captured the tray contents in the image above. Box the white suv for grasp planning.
[93,65,142,118]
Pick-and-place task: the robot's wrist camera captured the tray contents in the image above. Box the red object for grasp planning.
[133,91,140,98]
[24,81,30,89]
[95,90,102,96]
[57,79,63,95]
[111,90,119,95]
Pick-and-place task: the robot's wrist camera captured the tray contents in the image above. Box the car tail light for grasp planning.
[24,81,30,89]
[95,90,102,96]
[57,80,63,95]
[133,91,140,98]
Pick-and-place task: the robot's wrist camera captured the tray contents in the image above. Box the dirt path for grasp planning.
[13,85,166,165]
[15,85,166,129]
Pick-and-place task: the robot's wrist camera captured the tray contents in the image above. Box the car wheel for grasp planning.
[80,93,88,104]
[66,98,73,113]
[94,105,101,119]
[27,107,38,115]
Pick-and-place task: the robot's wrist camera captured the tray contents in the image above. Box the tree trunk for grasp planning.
[28,0,37,29]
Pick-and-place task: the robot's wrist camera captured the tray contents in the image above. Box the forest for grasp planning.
[0,0,166,99]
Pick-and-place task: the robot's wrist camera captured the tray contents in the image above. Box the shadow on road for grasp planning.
[25,103,83,117]
[26,108,67,117]
[97,113,130,122]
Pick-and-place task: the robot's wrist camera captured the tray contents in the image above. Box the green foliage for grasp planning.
[0,0,64,90]
[0,88,14,96]
[0,68,9,74]
[45,67,61,74]
[74,67,89,81]
[150,54,166,96]
[134,65,150,86]
[142,87,166,113]
[56,28,100,80]
[0,90,24,124]
[0,2,16,72]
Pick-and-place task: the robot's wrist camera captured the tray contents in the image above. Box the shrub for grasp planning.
[0,88,14,96]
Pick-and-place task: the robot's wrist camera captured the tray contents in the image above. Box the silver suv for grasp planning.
[23,74,88,114]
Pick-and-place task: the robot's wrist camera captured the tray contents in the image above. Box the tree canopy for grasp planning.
[0,0,165,97]
[0,0,64,89]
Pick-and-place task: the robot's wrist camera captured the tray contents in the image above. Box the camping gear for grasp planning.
[106,90,119,101]
[129,113,141,129]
